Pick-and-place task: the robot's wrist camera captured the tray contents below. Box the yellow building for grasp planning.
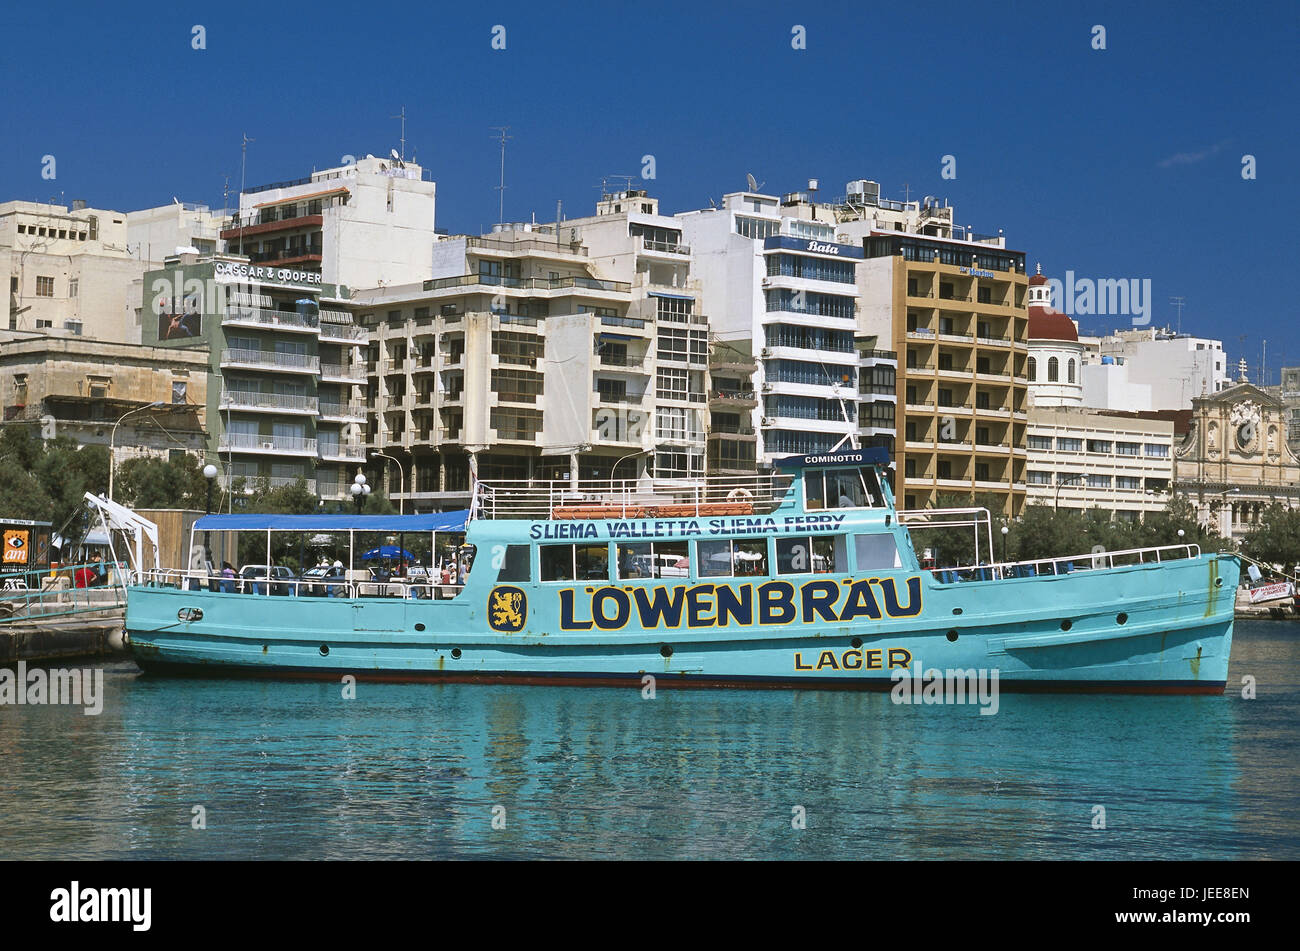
[858,233,1028,515]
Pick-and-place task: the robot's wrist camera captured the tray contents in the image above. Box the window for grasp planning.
[540,544,608,582]
[1116,476,1142,490]
[804,466,882,510]
[497,545,530,582]
[1027,357,1036,380]
[854,534,899,570]
[656,367,688,402]
[696,538,768,578]
[777,535,848,574]
[1048,357,1059,382]
[974,463,990,482]
[1087,440,1112,454]
[617,541,687,579]
[1115,442,1141,456]
[36,276,54,297]
[68,279,78,298]
[1057,437,1083,452]
[1027,470,1053,485]
[1027,435,1053,450]
[1067,359,1076,383]
[1086,474,1113,489]
[492,368,544,403]
[1145,443,1170,458]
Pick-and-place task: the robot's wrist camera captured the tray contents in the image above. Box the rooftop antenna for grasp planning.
[390,105,407,162]
[902,182,912,203]
[490,126,511,224]
[238,132,255,254]
[1170,295,1185,335]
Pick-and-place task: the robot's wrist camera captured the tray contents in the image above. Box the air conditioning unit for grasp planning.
[761,417,775,426]
[761,277,773,288]
[261,441,275,450]
[761,382,774,392]
[759,348,772,358]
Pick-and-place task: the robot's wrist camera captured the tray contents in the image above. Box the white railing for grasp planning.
[220,390,319,413]
[473,474,795,520]
[221,348,320,372]
[320,362,367,380]
[928,543,1203,583]
[218,433,318,453]
[137,568,465,600]
[222,308,319,331]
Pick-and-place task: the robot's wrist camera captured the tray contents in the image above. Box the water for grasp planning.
[1,621,1297,860]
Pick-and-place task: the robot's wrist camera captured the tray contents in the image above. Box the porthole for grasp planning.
[946,630,959,642]
[952,607,963,616]
[850,637,863,649]
[1116,613,1128,625]
[319,644,330,656]
[660,644,673,658]
[451,648,462,659]
[1215,578,1223,587]
[1060,620,1073,632]
[414,623,426,632]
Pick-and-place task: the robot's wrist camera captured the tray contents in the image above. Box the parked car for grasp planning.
[238,564,297,596]
[299,564,347,597]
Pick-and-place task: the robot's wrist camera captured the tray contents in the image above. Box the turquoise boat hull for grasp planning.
[126,551,1237,695]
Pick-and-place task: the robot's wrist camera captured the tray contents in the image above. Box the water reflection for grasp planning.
[0,622,1295,859]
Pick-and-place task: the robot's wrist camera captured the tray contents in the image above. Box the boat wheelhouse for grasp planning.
[125,449,1238,693]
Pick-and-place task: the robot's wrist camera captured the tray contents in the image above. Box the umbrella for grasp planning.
[362,545,415,561]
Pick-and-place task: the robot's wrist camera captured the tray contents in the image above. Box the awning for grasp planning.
[647,290,694,300]
[192,511,469,532]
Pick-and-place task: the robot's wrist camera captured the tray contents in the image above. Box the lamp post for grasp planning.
[1000,524,1009,562]
[372,451,406,515]
[203,464,218,515]
[351,472,370,514]
[107,400,164,499]
[1053,473,1084,512]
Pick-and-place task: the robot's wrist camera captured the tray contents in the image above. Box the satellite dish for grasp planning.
[746,173,757,191]
[391,148,400,160]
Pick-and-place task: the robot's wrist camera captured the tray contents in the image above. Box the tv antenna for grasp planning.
[490,126,511,224]
[902,182,913,203]
[746,172,765,193]
[1170,296,1185,335]
[238,132,255,253]
[390,106,407,162]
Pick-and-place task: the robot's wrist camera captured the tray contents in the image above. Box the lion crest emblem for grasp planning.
[488,586,527,632]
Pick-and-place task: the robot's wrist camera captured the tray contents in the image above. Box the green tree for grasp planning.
[117,454,214,510]
[0,457,55,521]
[34,440,109,530]
[1242,503,1300,569]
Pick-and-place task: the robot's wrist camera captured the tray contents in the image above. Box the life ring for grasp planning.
[727,488,753,502]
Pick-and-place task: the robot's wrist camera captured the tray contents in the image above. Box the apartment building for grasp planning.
[143,251,367,501]
[1,200,141,342]
[350,224,640,509]
[707,338,759,475]
[1079,327,1229,410]
[679,191,866,463]
[127,201,231,268]
[219,156,437,291]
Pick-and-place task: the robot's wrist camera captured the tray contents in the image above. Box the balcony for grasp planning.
[219,390,319,415]
[466,234,588,257]
[220,348,319,374]
[222,308,320,333]
[218,433,317,456]
[220,213,324,241]
[319,320,367,343]
[318,401,367,421]
[318,441,367,462]
[320,362,366,383]
[639,237,691,257]
[710,389,757,408]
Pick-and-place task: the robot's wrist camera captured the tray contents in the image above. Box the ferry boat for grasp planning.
[124,449,1238,694]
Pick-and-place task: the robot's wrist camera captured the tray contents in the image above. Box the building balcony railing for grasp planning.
[320,362,366,381]
[222,308,320,332]
[219,390,319,414]
[319,321,367,342]
[466,234,588,257]
[218,433,317,455]
[710,390,757,405]
[655,311,708,326]
[600,315,646,330]
[220,348,319,373]
[640,238,691,256]
[421,273,631,294]
[318,401,367,420]
[318,442,367,462]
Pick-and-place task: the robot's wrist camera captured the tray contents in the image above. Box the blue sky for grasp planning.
[6,1,1296,379]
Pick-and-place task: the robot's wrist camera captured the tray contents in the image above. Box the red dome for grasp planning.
[1028,305,1079,342]
[1028,273,1049,286]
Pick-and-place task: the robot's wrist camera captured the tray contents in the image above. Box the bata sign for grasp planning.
[214,261,323,285]
[806,240,840,255]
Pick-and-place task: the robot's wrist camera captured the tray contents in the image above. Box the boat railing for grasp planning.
[136,568,466,600]
[0,562,127,623]
[473,474,796,520]
[929,542,1203,583]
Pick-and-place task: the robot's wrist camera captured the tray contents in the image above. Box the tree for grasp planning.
[116,454,213,510]
[0,457,56,521]
[1242,503,1300,569]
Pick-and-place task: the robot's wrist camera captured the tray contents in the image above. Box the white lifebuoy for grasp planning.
[727,488,753,502]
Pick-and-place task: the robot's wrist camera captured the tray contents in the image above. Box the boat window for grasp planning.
[540,544,609,582]
[805,466,884,510]
[696,537,769,578]
[854,533,900,569]
[616,541,689,579]
[496,544,530,583]
[776,535,848,574]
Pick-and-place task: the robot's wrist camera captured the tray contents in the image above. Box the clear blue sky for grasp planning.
[7,0,1296,379]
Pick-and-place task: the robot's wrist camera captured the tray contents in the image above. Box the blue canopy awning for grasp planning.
[192,510,469,532]
[647,290,694,300]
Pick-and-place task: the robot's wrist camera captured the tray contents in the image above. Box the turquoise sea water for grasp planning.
[1,621,1296,860]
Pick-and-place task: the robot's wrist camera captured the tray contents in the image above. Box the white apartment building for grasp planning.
[1,200,141,342]
[1078,327,1229,410]
[127,201,231,268]
[222,156,437,292]
[679,191,866,463]
[1025,409,1174,518]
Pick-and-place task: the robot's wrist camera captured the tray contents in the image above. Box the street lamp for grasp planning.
[107,400,164,499]
[203,464,218,514]
[371,451,406,515]
[1000,524,1009,562]
[351,472,370,514]
[1053,473,1085,512]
